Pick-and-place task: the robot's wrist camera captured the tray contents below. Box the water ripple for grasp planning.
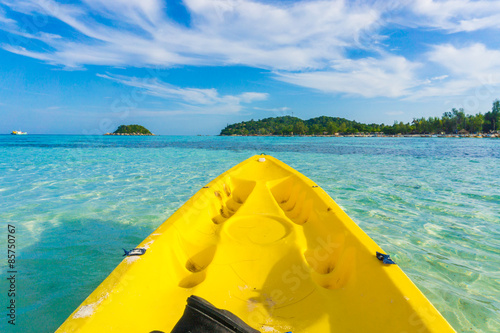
[0,135,498,332]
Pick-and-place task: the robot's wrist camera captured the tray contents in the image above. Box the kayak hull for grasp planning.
[56,155,455,332]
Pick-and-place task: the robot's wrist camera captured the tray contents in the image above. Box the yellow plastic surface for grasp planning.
[56,155,455,332]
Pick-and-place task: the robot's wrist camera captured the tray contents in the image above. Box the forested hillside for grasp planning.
[220,101,500,136]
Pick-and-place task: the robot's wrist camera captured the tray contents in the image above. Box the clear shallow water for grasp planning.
[0,135,499,332]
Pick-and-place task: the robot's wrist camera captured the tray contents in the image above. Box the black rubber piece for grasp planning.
[170,295,260,333]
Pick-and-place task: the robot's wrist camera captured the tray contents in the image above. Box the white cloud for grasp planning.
[2,0,500,102]
[408,0,500,32]
[253,106,290,112]
[0,7,17,28]
[275,56,422,98]
[238,92,269,103]
[385,111,404,116]
[431,75,448,81]
[428,43,500,78]
[3,45,56,62]
[408,43,500,99]
[272,41,500,100]
[97,73,268,114]
[83,0,165,28]
[0,0,382,70]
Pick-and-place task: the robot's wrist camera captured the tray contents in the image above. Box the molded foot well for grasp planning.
[270,176,314,225]
[308,247,356,289]
[185,245,217,273]
[300,210,353,289]
[178,271,207,288]
[210,177,256,224]
[175,245,217,288]
[270,176,355,289]
[167,227,218,289]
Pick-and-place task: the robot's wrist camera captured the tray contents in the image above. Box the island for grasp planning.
[104,125,155,136]
[220,101,500,138]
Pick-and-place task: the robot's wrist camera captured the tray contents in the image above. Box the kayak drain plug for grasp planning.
[376,252,396,265]
[123,248,146,256]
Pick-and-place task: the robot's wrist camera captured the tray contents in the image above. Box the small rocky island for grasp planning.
[104,125,155,136]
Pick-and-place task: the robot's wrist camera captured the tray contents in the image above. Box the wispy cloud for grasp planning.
[275,56,423,98]
[0,6,17,28]
[428,43,500,78]
[97,73,268,114]
[385,111,404,116]
[408,0,500,32]
[253,106,290,112]
[410,43,500,99]
[431,75,449,81]
[0,0,382,70]
[1,0,500,100]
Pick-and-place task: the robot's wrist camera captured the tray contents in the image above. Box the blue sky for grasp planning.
[1,0,500,134]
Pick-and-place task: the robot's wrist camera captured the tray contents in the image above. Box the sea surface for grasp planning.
[0,135,499,332]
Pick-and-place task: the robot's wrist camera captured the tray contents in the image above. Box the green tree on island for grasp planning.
[220,99,500,136]
[293,121,308,135]
[113,125,152,135]
[484,100,500,132]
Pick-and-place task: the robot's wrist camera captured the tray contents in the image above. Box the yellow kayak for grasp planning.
[56,155,455,332]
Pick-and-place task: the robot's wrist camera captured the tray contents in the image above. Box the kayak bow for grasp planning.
[56,155,455,332]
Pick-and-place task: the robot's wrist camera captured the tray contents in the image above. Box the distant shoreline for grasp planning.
[3,133,499,138]
[220,111,500,137]
[220,133,499,138]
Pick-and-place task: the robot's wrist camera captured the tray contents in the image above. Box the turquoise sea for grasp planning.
[0,135,499,332]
